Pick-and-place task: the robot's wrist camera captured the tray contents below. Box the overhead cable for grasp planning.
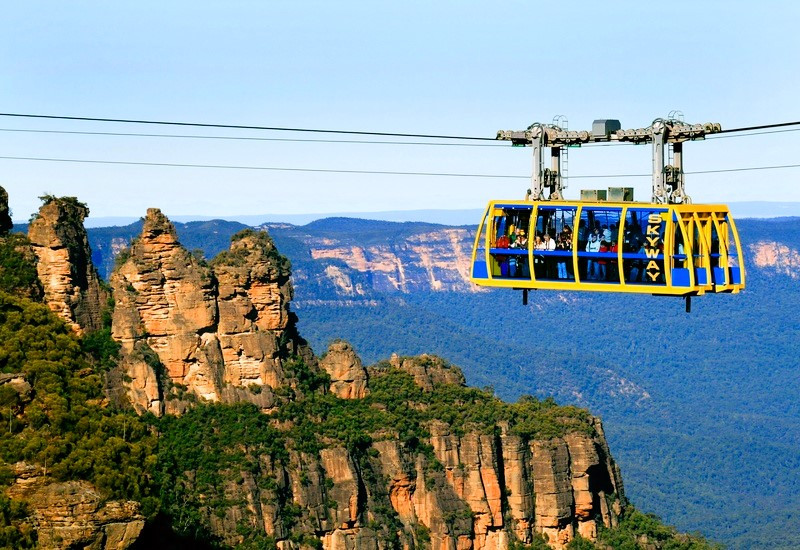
[1,154,798,179]
[0,112,496,141]
[0,128,505,147]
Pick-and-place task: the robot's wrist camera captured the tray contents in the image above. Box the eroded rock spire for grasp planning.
[27,195,107,334]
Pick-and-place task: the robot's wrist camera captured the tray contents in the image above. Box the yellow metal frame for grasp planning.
[469,199,745,296]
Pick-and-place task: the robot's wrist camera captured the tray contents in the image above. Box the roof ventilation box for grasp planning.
[592,119,621,138]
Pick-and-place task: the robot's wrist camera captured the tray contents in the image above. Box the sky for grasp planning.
[1,1,799,223]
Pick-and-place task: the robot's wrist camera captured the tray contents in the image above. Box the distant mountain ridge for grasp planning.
[16,201,800,229]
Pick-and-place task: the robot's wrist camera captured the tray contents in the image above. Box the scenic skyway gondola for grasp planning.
[469,117,746,311]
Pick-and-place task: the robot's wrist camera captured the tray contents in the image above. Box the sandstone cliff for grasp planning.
[103,210,626,549]
[27,196,107,334]
[259,219,482,303]
[159,350,624,550]
[750,240,800,279]
[110,210,311,415]
[7,463,144,550]
[0,185,12,235]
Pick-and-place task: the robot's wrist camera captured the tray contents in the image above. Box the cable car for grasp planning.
[469,118,745,310]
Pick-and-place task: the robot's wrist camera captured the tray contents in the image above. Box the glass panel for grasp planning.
[673,219,687,268]
[623,209,666,285]
[475,208,488,257]
[534,207,577,281]
[722,215,739,268]
[710,220,721,268]
[578,208,622,282]
[489,207,531,279]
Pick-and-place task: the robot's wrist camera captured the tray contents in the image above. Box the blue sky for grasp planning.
[1,1,799,221]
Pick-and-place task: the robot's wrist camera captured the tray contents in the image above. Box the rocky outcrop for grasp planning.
[7,463,144,550]
[385,353,466,391]
[27,196,107,334]
[321,341,369,399]
[176,355,624,550]
[110,211,311,414]
[750,240,800,279]
[0,185,12,234]
[262,222,484,301]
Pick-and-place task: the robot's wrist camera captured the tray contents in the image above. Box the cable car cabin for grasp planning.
[469,200,745,297]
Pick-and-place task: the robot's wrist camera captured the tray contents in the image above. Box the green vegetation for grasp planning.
[151,403,287,546]
[593,506,722,549]
[211,229,291,276]
[0,494,35,549]
[0,235,41,299]
[0,291,157,504]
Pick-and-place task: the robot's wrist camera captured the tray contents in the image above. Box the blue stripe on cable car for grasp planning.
[489,248,529,255]
[493,204,534,210]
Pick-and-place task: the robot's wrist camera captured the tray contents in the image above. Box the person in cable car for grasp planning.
[586,233,601,279]
[543,232,556,278]
[533,234,545,278]
[556,232,570,279]
[598,240,609,280]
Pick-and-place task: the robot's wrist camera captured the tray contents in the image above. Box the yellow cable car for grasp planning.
[469,118,746,310]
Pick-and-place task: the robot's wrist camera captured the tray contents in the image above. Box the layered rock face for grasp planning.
[110,210,310,414]
[320,341,369,398]
[193,352,624,550]
[0,185,12,234]
[267,223,482,301]
[7,463,144,550]
[27,197,107,334]
[750,240,800,279]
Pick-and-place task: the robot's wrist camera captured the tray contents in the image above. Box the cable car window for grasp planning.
[579,208,621,283]
[710,220,721,268]
[471,207,489,279]
[720,215,739,268]
[489,207,531,278]
[534,207,576,281]
[673,221,686,268]
[623,209,666,285]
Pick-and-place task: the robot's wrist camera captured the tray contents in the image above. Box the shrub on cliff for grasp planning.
[0,291,157,505]
[0,234,41,300]
[211,229,291,276]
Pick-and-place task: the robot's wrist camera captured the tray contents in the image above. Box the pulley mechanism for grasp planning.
[496,116,722,204]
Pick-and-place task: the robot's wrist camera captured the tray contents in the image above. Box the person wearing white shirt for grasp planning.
[585,233,601,279]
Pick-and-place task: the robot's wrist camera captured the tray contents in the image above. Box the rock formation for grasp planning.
[750,240,800,279]
[320,341,369,399]
[7,463,144,550]
[0,185,12,235]
[27,196,107,334]
[174,353,624,550]
[110,210,311,414]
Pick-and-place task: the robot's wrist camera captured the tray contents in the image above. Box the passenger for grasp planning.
[543,233,556,279]
[512,229,528,248]
[556,234,570,279]
[602,225,612,242]
[597,240,609,281]
[508,225,517,246]
[585,233,601,279]
[511,230,528,277]
[533,235,545,278]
